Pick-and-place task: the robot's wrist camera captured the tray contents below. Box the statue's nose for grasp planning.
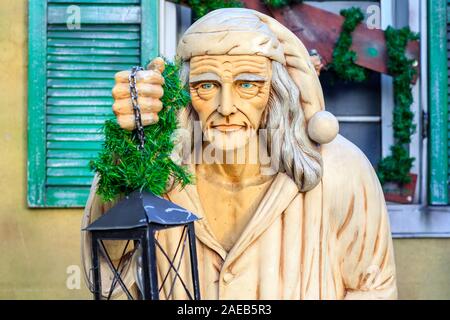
[217,83,237,116]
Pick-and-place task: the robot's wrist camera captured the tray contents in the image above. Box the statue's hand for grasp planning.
[112,57,165,130]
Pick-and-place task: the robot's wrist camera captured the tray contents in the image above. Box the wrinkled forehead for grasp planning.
[189,55,272,81]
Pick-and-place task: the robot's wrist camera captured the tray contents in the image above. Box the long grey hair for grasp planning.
[173,60,323,192]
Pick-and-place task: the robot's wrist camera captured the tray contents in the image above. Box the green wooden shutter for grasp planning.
[28,0,159,207]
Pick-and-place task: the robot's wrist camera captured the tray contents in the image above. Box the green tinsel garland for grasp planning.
[377,27,419,185]
[329,7,368,82]
[90,61,193,202]
[178,0,243,19]
[179,0,304,20]
[263,0,303,8]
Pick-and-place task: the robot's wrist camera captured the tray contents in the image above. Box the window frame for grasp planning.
[159,0,192,60]
[381,0,425,205]
[388,0,450,238]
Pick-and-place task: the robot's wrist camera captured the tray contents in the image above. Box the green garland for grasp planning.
[329,7,368,82]
[377,27,419,185]
[179,0,304,20]
[263,0,303,8]
[90,61,192,202]
[178,0,243,19]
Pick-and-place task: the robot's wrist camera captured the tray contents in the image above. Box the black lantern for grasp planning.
[84,190,201,300]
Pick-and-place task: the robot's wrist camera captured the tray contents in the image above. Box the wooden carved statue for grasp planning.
[82,8,397,300]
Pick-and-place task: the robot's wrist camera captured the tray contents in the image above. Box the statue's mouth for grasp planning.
[210,122,249,133]
[210,124,245,132]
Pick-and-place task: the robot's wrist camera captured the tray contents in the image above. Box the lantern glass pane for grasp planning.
[152,225,196,300]
[95,237,141,300]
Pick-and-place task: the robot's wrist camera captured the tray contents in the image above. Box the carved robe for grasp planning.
[81,135,397,300]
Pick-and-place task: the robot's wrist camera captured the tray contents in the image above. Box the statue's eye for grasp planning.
[240,82,254,89]
[201,83,214,90]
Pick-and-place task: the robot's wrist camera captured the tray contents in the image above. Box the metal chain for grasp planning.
[129,66,145,150]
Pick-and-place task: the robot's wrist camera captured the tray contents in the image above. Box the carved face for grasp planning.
[189,55,272,151]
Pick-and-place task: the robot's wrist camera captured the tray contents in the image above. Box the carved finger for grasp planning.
[114,69,164,85]
[117,113,159,130]
[136,70,165,85]
[113,98,163,115]
[116,114,136,131]
[114,70,131,83]
[112,83,163,100]
[142,113,159,126]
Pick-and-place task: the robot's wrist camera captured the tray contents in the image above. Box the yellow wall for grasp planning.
[0,0,449,300]
[0,0,89,299]
[395,239,450,300]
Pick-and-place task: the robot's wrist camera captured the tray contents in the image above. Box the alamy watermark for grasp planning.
[66,5,81,30]
[366,5,381,30]
[171,121,289,177]
[66,265,81,290]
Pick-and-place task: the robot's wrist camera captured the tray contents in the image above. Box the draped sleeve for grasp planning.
[322,135,397,300]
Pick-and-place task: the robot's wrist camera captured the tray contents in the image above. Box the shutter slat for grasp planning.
[48,79,115,88]
[48,70,117,79]
[46,187,91,207]
[47,159,91,167]
[47,106,112,115]
[48,31,140,40]
[48,5,141,24]
[48,167,93,176]
[47,124,102,133]
[47,177,94,186]
[48,88,113,97]
[48,133,104,141]
[47,141,103,149]
[47,47,139,56]
[47,150,100,158]
[47,98,112,105]
[48,24,140,32]
[47,115,111,125]
[48,38,139,48]
[47,55,139,64]
[48,62,136,71]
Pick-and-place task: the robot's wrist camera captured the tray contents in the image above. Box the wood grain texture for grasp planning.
[81,136,397,299]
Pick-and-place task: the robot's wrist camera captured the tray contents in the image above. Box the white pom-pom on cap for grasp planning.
[307,111,339,144]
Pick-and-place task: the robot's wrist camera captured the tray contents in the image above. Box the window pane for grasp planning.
[306,1,380,16]
[321,71,381,117]
[176,4,192,42]
[338,122,382,167]
[320,70,382,167]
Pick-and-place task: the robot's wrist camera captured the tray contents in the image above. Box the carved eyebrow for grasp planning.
[189,72,221,83]
[234,73,267,82]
